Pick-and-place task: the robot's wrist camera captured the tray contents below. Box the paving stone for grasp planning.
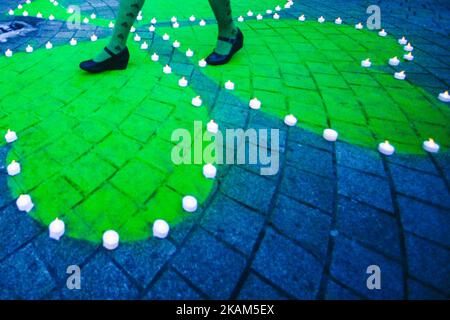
[330,236,404,299]
[31,233,97,284]
[324,280,361,300]
[389,163,450,208]
[61,251,140,299]
[237,272,289,300]
[221,166,277,214]
[286,143,334,178]
[0,244,55,299]
[110,239,176,289]
[201,193,265,255]
[0,204,42,261]
[271,194,331,259]
[336,196,401,260]
[280,165,334,213]
[252,228,323,299]
[408,279,448,300]
[337,166,394,213]
[336,142,385,177]
[405,233,450,295]
[398,196,450,247]
[143,269,202,300]
[171,228,247,299]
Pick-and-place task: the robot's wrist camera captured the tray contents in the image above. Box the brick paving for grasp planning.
[0,0,449,299]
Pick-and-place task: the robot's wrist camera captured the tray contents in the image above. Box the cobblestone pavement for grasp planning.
[0,0,449,299]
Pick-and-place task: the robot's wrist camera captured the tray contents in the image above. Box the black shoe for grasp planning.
[205,28,244,66]
[80,47,130,73]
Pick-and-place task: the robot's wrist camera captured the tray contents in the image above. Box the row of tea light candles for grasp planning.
[3,128,217,249]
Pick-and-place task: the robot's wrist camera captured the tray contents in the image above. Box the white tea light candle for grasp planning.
[203,163,217,179]
[403,52,414,61]
[7,160,21,176]
[16,194,34,212]
[198,59,207,67]
[361,58,371,68]
[224,80,235,90]
[103,230,119,250]
[178,77,188,87]
[163,64,172,74]
[192,96,202,107]
[5,129,17,143]
[318,16,325,23]
[422,139,439,153]
[398,37,407,45]
[207,120,219,134]
[151,52,159,61]
[378,141,395,156]
[335,17,342,24]
[49,218,65,240]
[182,196,198,212]
[284,114,297,126]
[186,48,194,57]
[389,56,400,66]
[249,98,261,110]
[438,91,450,102]
[153,219,170,239]
[323,129,338,142]
[394,71,406,80]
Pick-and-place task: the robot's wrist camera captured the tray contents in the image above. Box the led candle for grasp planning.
[206,120,219,134]
[171,16,177,23]
[5,129,17,143]
[323,129,338,142]
[361,58,371,68]
[163,64,172,74]
[151,17,157,24]
[45,41,53,49]
[378,140,395,156]
[140,41,148,50]
[247,10,254,17]
[203,163,217,179]
[189,15,196,22]
[273,13,280,20]
[191,96,202,107]
[275,5,281,11]
[90,13,96,19]
[298,15,306,21]
[149,25,155,32]
[186,48,194,57]
[237,16,244,22]
[404,43,413,52]
[26,45,33,53]
[151,52,159,61]
[394,71,406,80]
[67,7,74,14]
[198,59,207,67]
[173,40,180,48]
[378,29,387,37]
[173,22,179,28]
[5,49,13,58]
[82,17,89,23]
[23,11,29,17]
[182,196,198,212]
[403,52,414,61]
[284,2,291,9]
[335,17,342,24]
[266,9,273,14]
[318,16,325,23]
[284,114,297,126]
[422,139,439,153]
[224,80,235,90]
[136,14,142,21]
[103,230,119,250]
[7,160,21,176]
[249,98,261,110]
[389,56,400,66]
[162,33,170,40]
[53,1,59,6]
[199,19,206,26]
[18,4,23,9]
[49,14,55,21]
[178,77,188,87]
[256,14,263,20]
[130,26,136,33]
[8,9,14,15]
[355,22,363,29]
[133,34,141,42]
[153,219,170,239]
[49,218,65,240]
[70,38,77,46]
[36,12,43,18]
[438,91,450,103]
[398,37,407,45]
[16,194,34,212]
[108,21,114,28]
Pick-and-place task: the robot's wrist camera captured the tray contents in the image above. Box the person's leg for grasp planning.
[93,0,146,63]
[208,0,238,55]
